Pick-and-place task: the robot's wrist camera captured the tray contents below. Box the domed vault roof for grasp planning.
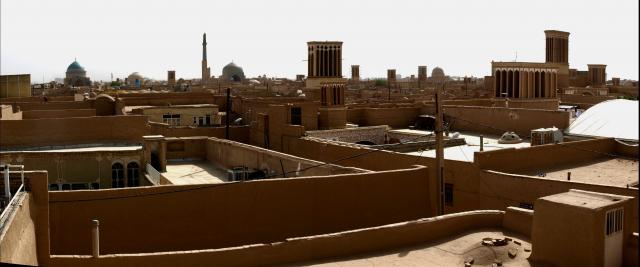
[67,60,85,72]
[221,62,246,82]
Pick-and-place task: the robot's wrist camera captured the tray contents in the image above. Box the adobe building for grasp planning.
[131,104,222,127]
[491,62,559,98]
[0,74,31,98]
[531,190,634,267]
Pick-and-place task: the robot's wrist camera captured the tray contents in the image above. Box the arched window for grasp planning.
[111,163,124,188]
[127,162,140,187]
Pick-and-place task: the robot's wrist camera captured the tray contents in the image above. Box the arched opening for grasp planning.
[541,71,547,98]
[494,70,501,97]
[514,70,520,98]
[111,163,124,188]
[127,162,140,187]
[355,140,377,146]
[507,70,513,97]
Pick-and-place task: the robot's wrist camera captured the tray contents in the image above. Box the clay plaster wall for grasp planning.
[444,105,570,137]
[48,166,431,255]
[149,122,250,143]
[205,138,365,177]
[2,101,92,111]
[0,193,37,266]
[48,211,501,267]
[283,137,638,229]
[21,109,96,119]
[474,138,629,173]
[0,116,150,148]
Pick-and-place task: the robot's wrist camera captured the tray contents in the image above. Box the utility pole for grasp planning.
[435,82,445,215]
[225,88,231,139]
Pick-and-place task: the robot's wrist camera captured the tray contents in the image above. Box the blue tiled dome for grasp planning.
[67,60,85,71]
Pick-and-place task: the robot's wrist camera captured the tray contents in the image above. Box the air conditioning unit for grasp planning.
[531,127,563,146]
[227,167,249,182]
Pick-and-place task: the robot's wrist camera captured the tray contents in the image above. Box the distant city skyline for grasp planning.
[1,0,638,82]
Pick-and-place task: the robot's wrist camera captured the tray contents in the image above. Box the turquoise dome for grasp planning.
[67,60,85,72]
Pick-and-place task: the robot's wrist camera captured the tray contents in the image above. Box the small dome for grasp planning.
[67,60,85,72]
[221,62,246,82]
[498,132,522,144]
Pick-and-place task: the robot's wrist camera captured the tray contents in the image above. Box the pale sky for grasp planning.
[1,0,638,83]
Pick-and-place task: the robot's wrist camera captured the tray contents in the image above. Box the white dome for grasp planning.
[567,99,638,141]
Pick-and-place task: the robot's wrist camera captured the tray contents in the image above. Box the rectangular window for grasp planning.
[606,208,624,235]
[291,107,302,125]
[444,183,453,206]
[162,114,181,126]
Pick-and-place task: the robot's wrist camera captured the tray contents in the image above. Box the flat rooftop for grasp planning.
[301,229,532,266]
[163,160,228,185]
[518,157,638,187]
[394,129,530,162]
[540,190,633,210]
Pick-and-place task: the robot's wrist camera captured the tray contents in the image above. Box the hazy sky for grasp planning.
[1,0,638,82]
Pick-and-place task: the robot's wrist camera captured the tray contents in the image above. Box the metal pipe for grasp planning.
[3,164,9,199]
[92,220,100,258]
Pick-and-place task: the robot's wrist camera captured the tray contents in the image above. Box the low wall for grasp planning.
[305,125,388,144]
[472,170,639,229]
[149,122,250,143]
[444,105,570,137]
[346,107,421,128]
[283,137,639,230]
[559,94,615,105]
[48,211,503,267]
[22,109,96,119]
[0,193,38,266]
[48,166,432,255]
[474,138,616,173]
[206,138,365,177]
[502,207,534,237]
[3,101,92,111]
[0,116,150,148]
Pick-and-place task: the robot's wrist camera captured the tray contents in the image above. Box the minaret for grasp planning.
[201,33,209,84]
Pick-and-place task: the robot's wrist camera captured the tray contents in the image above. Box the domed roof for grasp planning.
[221,62,246,82]
[431,67,445,77]
[67,60,85,72]
[223,62,242,71]
[566,99,638,141]
[128,72,143,79]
